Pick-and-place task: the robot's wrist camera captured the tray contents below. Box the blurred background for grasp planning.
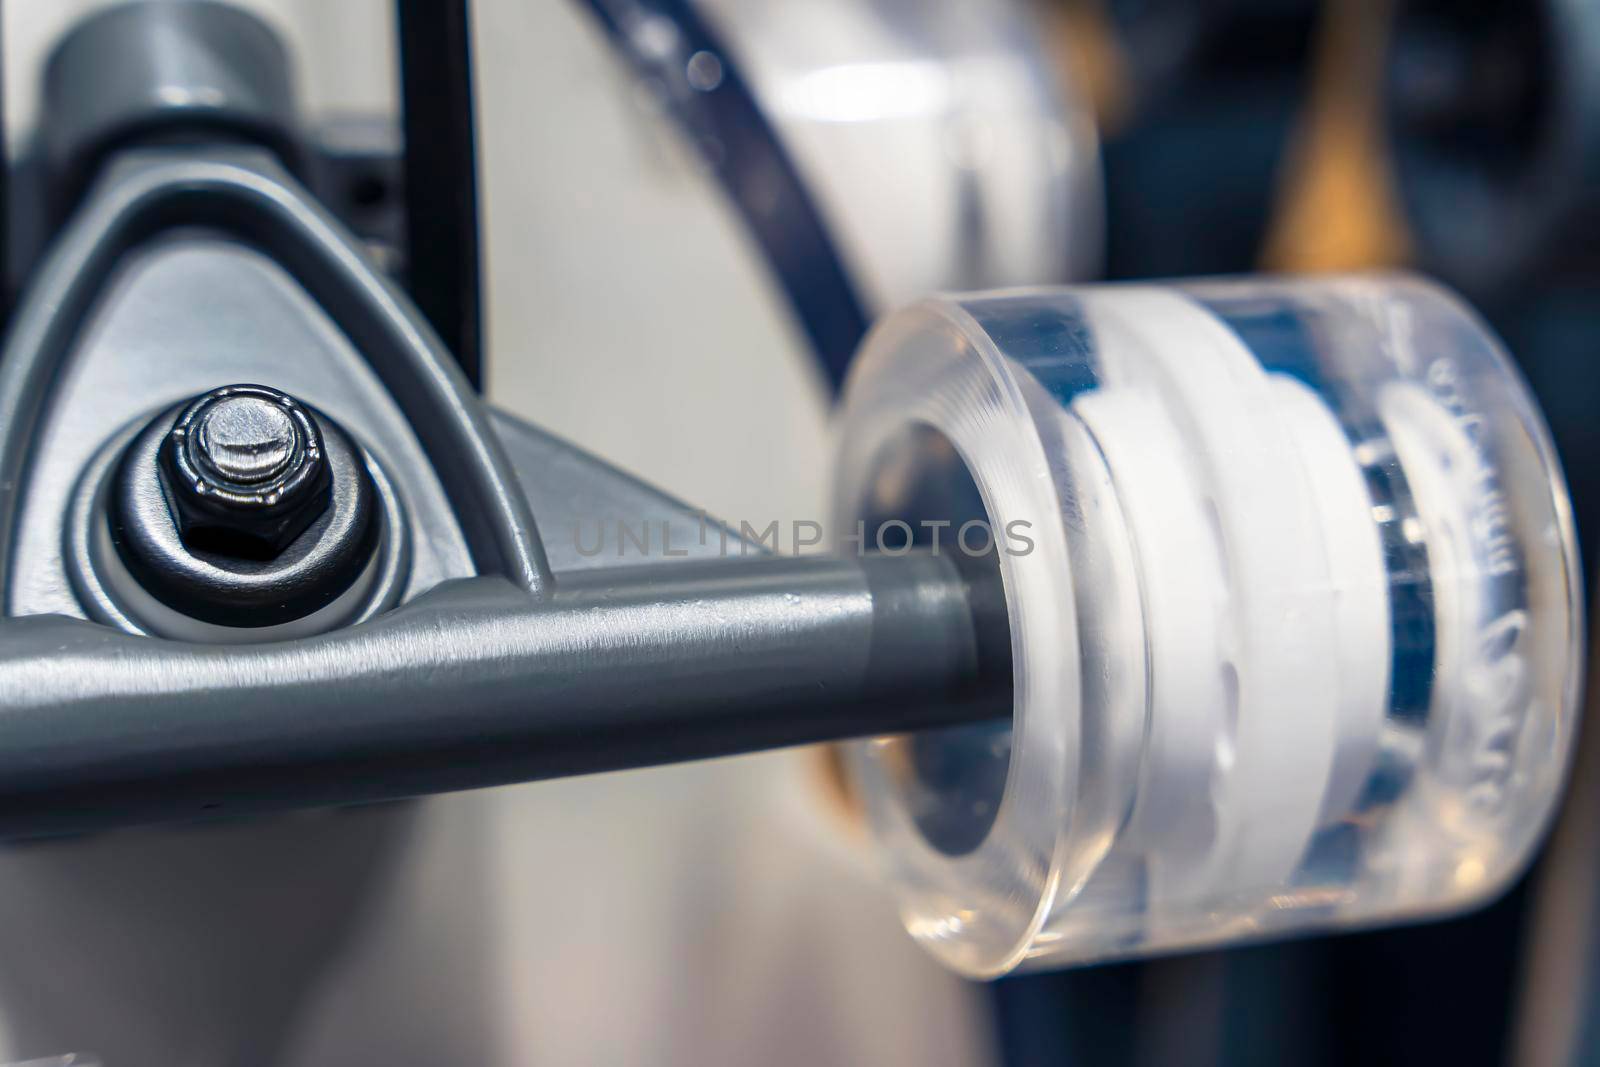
[1,0,1598,1064]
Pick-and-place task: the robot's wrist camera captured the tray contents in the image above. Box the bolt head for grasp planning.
[160,384,332,557]
[196,395,298,485]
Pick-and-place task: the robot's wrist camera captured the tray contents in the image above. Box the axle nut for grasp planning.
[109,383,381,628]
[161,385,330,558]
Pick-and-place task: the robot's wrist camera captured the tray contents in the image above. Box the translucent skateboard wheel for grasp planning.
[834,275,1583,977]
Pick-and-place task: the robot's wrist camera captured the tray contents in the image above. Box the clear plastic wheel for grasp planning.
[833,275,1584,977]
